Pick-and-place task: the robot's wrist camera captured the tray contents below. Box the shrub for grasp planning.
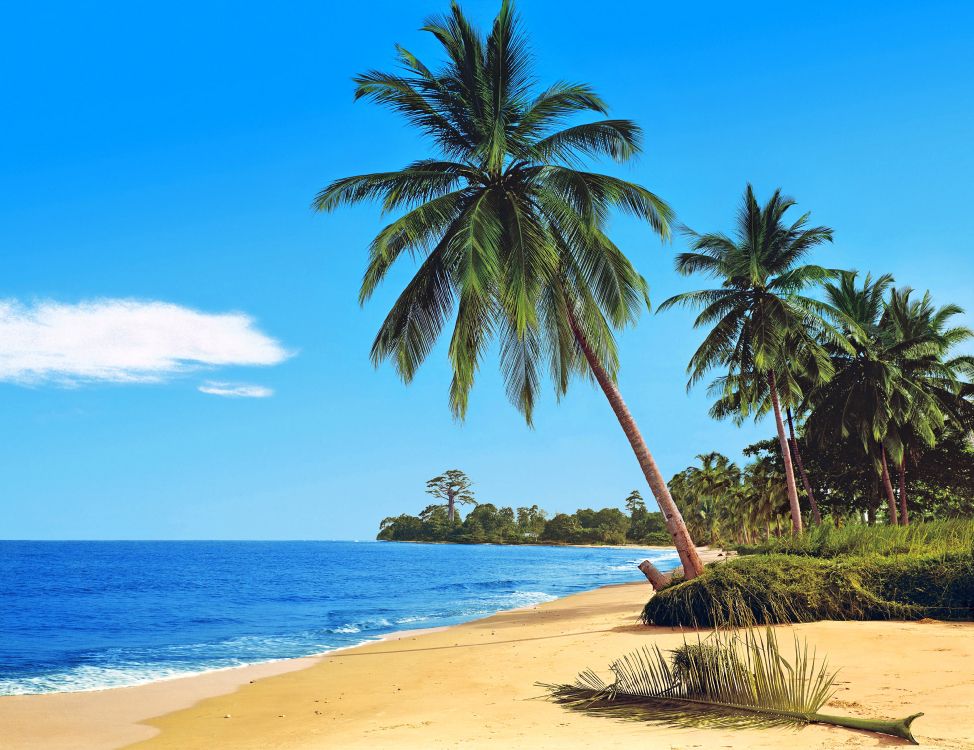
[641,553,974,627]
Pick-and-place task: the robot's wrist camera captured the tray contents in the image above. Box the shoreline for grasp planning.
[0,625,463,750]
[0,625,456,700]
[5,546,971,749]
[0,547,716,750]
[1,543,687,699]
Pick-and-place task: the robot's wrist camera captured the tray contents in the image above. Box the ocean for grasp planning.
[0,540,679,695]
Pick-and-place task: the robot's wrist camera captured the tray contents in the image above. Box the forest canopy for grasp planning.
[377,489,670,546]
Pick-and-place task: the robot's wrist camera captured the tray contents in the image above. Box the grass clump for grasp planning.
[642,553,974,627]
[736,519,974,558]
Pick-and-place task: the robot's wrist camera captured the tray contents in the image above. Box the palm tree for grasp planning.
[312,1,704,576]
[806,271,899,522]
[806,274,974,525]
[743,456,790,539]
[659,185,835,534]
[706,328,827,525]
[879,287,974,523]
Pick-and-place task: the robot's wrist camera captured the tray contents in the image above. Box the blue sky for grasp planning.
[2,1,972,539]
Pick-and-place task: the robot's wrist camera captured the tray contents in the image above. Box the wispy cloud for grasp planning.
[0,299,290,387]
[198,381,274,398]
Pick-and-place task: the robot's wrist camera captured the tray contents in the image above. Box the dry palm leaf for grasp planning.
[538,628,922,744]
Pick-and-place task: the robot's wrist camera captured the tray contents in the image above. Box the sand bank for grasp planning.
[2,551,972,749]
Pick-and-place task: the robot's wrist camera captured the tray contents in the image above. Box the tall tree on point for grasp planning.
[313,1,704,576]
[426,470,478,522]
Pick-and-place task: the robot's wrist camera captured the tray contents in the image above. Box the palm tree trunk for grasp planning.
[785,407,821,525]
[867,478,877,525]
[898,458,909,526]
[767,373,803,534]
[567,310,704,579]
[880,447,899,526]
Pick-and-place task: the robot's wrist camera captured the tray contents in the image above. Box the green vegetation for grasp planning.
[660,190,973,535]
[642,552,974,627]
[378,480,670,545]
[642,521,974,627]
[805,274,974,525]
[667,433,974,548]
[540,628,923,743]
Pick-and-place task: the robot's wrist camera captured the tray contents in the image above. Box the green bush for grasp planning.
[641,553,974,627]
[736,519,974,558]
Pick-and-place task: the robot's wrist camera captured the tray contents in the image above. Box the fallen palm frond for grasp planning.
[538,628,922,744]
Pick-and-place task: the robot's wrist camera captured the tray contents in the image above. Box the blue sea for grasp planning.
[0,541,679,695]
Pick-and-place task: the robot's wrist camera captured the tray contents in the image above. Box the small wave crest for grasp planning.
[0,662,241,696]
[327,617,393,634]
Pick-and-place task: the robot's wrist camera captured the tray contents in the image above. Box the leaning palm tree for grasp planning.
[312,1,703,576]
[659,185,835,534]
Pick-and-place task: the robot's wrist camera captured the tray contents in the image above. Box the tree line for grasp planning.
[670,430,974,547]
[377,472,670,545]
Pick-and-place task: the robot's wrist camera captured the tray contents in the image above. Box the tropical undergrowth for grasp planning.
[641,552,974,627]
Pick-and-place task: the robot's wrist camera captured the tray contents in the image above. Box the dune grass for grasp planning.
[641,552,974,627]
[735,519,974,559]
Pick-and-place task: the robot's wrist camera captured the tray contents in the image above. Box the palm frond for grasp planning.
[369,236,456,382]
[360,189,472,302]
[513,81,609,144]
[533,119,642,164]
[539,628,922,744]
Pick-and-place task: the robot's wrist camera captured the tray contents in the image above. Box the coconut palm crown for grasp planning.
[313,0,671,425]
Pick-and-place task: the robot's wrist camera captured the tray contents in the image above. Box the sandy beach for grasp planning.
[2,548,972,750]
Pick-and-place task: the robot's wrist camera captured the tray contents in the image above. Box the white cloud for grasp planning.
[198,381,274,398]
[0,299,290,386]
